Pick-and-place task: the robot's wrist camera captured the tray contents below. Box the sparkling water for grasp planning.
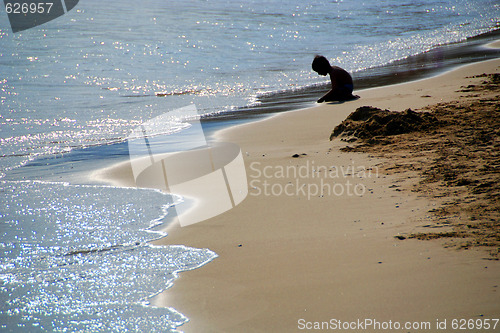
[0,0,499,331]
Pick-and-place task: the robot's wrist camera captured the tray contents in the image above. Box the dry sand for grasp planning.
[331,74,499,255]
[99,58,500,332]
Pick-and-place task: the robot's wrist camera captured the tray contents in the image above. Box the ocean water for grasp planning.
[0,0,499,331]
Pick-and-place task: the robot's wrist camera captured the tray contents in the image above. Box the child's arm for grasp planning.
[318,74,338,102]
[317,89,334,103]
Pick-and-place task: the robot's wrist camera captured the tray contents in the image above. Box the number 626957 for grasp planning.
[5,2,54,14]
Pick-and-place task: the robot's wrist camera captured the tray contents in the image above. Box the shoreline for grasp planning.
[200,29,500,127]
[11,30,500,186]
[143,58,500,332]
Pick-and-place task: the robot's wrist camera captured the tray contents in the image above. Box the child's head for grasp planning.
[312,55,331,76]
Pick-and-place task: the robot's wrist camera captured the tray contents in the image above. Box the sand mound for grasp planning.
[330,106,438,141]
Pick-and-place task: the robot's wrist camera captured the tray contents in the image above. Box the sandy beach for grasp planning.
[101,58,500,332]
[3,0,500,329]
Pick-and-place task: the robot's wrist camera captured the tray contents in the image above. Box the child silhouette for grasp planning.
[312,55,357,103]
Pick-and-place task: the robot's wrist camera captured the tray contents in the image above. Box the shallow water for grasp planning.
[0,181,217,332]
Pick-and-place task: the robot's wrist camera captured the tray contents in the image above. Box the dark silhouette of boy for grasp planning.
[312,55,356,103]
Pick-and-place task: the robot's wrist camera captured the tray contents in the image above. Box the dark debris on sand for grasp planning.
[330,74,500,257]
